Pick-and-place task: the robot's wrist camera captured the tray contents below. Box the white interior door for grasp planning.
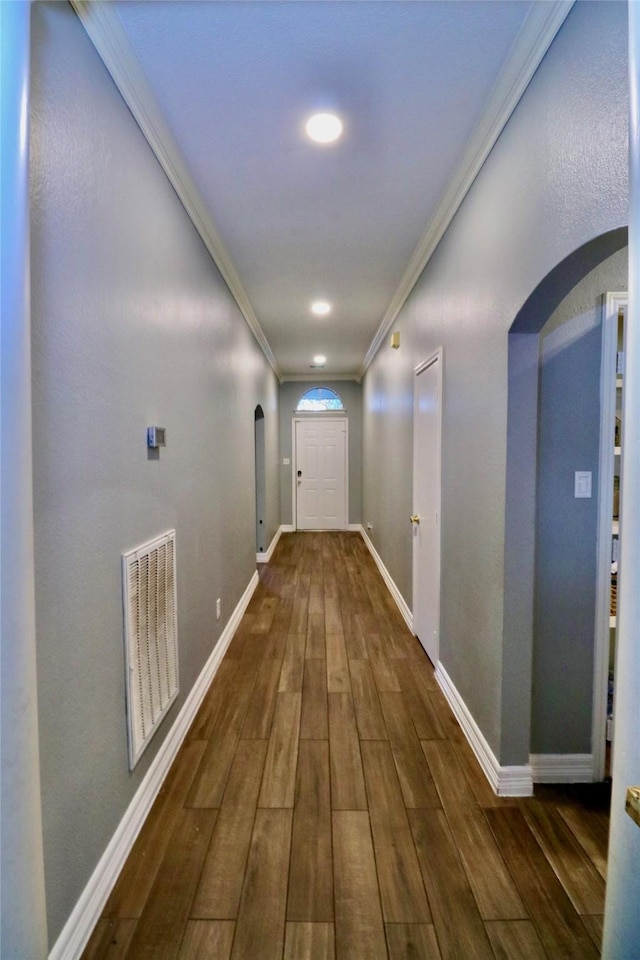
[295,418,347,530]
[412,351,442,665]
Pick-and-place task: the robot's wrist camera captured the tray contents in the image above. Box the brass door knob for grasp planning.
[410,514,420,524]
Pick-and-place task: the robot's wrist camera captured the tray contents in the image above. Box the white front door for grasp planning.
[412,352,442,665]
[295,418,347,530]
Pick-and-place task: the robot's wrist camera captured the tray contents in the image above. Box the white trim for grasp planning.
[281,373,361,383]
[69,0,279,379]
[360,0,575,377]
[291,419,298,529]
[347,523,362,532]
[256,525,283,563]
[412,349,443,665]
[530,753,595,784]
[294,409,349,416]
[435,663,533,797]
[280,524,294,533]
[292,417,349,531]
[49,569,260,960]
[593,292,627,782]
[359,526,414,634]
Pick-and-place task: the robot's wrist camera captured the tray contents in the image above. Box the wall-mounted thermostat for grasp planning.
[147,426,166,449]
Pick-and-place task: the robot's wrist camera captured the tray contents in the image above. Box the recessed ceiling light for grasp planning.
[313,354,327,365]
[306,112,343,144]
[311,300,331,316]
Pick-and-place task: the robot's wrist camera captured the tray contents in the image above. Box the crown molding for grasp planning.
[360,0,575,378]
[280,373,361,383]
[71,0,574,384]
[70,0,280,379]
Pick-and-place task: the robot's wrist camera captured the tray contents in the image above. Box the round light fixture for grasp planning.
[305,112,343,144]
[311,300,331,316]
[313,354,327,365]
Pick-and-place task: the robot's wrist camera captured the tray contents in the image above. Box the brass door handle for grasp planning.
[410,515,420,524]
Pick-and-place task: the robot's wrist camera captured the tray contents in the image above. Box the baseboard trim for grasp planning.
[49,569,260,960]
[256,525,284,563]
[530,753,595,784]
[282,524,359,534]
[435,663,533,797]
[358,526,414,634]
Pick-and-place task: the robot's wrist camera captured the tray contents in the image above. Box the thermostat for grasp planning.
[147,426,166,448]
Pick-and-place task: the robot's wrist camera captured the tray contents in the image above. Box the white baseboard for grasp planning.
[358,526,414,634]
[49,569,260,960]
[530,753,594,783]
[435,663,533,797]
[282,523,360,534]
[256,525,284,563]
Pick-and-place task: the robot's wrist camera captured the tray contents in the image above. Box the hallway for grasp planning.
[82,532,608,960]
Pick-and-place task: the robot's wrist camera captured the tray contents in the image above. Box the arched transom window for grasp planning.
[296,387,344,411]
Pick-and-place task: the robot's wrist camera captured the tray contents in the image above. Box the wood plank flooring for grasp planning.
[83,532,610,960]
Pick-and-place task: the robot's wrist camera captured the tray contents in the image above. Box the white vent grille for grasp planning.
[122,530,179,769]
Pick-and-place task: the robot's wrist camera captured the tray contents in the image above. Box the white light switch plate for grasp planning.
[574,471,592,498]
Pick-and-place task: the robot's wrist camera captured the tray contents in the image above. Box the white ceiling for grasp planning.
[78,1,572,380]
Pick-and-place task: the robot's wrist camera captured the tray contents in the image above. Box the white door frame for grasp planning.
[593,291,627,780]
[292,416,349,530]
[412,348,443,663]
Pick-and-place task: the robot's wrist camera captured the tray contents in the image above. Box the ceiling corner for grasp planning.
[69,0,280,379]
[360,0,575,380]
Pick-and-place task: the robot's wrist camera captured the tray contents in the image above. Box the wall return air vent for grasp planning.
[122,530,179,769]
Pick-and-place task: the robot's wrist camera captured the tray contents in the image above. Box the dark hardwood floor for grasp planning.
[83,532,609,960]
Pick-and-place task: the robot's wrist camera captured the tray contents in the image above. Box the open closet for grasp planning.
[597,292,628,779]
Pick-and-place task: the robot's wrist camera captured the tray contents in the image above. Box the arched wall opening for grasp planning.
[254,405,266,554]
[503,227,628,775]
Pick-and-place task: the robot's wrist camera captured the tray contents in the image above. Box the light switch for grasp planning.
[574,471,592,498]
[283,458,290,465]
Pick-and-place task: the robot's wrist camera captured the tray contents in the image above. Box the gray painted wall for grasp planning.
[362,1,627,761]
[532,249,628,754]
[279,380,362,526]
[30,3,279,945]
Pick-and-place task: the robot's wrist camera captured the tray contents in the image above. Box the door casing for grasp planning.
[412,349,443,665]
[593,292,627,780]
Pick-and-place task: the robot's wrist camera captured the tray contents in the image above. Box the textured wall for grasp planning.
[279,380,362,526]
[30,3,279,945]
[362,1,628,760]
[532,249,628,754]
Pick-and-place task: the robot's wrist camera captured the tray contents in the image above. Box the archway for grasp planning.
[503,227,627,778]
[254,405,266,554]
